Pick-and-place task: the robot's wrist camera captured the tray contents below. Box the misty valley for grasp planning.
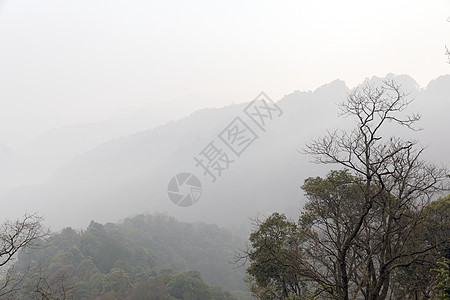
[1,2,450,299]
[1,75,449,299]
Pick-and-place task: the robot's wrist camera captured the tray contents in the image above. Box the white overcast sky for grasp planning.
[0,0,449,146]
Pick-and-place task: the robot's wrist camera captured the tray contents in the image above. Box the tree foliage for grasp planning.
[245,213,307,299]
[6,214,246,299]
[432,257,450,300]
[244,81,449,300]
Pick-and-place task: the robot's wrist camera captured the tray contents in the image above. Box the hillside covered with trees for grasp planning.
[2,214,250,299]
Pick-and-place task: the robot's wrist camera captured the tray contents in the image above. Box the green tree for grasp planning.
[299,169,369,298]
[244,213,305,299]
[170,271,212,300]
[389,194,450,298]
[102,267,132,296]
[126,275,175,300]
[77,258,101,282]
[432,257,450,299]
[302,81,448,300]
[96,239,128,273]
[245,81,449,300]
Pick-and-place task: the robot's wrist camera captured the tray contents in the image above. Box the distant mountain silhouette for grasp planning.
[0,143,32,191]
[18,94,215,181]
[4,74,449,235]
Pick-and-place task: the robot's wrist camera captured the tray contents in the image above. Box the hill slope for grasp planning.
[11,214,249,299]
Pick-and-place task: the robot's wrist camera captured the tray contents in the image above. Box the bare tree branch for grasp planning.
[0,214,50,297]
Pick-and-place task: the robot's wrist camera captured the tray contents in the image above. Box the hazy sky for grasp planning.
[0,0,449,146]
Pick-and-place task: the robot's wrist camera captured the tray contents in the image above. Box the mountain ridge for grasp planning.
[3,74,449,235]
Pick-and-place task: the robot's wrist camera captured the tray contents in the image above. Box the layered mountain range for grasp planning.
[2,74,449,234]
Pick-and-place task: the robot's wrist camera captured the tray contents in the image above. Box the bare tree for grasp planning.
[24,264,75,300]
[302,80,448,300]
[240,81,448,300]
[446,17,450,63]
[0,214,49,268]
[0,214,50,298]
[1,263,75,300]
[446,46,449,64]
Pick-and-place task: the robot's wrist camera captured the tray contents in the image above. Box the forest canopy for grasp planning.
[1,214,250,299]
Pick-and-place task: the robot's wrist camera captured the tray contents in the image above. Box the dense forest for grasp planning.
[1,214,251,299]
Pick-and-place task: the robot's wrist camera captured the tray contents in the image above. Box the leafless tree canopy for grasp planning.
[0,214,49,268]
[23,264,75,300]
[242,81,448,300]
[0,263,75,300]
[447,17,450,63]
[0,214,51,298]
[446,45,450,64]
[305,80,445,200]
[303,80,448,300]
